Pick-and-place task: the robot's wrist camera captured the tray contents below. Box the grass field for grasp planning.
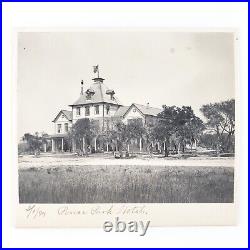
[18,156,234,203]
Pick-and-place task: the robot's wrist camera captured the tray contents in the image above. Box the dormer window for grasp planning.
[106,89,115,101]
[86,88,95,100]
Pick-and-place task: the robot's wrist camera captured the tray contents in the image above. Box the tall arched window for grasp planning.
[85,106,90,116]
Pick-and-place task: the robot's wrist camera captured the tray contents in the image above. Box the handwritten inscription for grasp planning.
[25,205,46,219]
[91,205,113,215]
[116,205,148,215]
[24,204,148,220]
[56,205,148,216]
[58,206,87,216]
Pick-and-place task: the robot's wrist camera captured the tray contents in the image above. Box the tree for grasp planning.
[22,132,42,154]
[151,120,170,156]
[41,132,50,151]
[111,121,128,153]
[199,133,219,150]
[144,121,157,155]
[178,113,205,152]
[174,106,204,153]
[126,119,146,153]
[98,128,114,152]
[156,105,204,156]
[69,118,99,154]
[200,99,235,153]
[154,106,182,156]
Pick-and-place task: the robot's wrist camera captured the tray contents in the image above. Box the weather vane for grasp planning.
[93,65,99,78]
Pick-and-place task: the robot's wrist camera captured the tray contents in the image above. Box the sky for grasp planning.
[17,31,235,139]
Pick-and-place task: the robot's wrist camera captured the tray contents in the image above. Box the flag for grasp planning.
[93,65,98,73]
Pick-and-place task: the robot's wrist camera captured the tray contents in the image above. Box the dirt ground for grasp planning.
[18,152,234,169]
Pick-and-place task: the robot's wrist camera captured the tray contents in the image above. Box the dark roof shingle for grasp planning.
[70,81,121,106]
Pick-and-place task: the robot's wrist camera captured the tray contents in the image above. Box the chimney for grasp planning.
[81,80,84,95]
[146,102,150,109]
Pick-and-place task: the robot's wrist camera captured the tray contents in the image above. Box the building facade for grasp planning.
[51,74,162,153]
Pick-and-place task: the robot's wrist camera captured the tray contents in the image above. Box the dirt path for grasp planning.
[18,153,234,169]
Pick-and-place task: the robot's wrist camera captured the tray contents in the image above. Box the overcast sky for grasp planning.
[18,31,235,138]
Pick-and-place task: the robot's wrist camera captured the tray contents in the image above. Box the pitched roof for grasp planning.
[114,106,130,117]
[133,103,162,116]
[70,79,121,106]
[52,110,72,122]
[49,133,68,138]
[122,103,162,118]
[115,103,162,118]
[61,110,73,121]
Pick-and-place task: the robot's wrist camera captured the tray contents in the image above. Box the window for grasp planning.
[95,105,99,115]
[76,107,81,116]
[64,123,68,132]
[106,105,110,115]
[85,106,90,116]
[62,114,65,118]
[86,94,91,100]
[57,124,62,133]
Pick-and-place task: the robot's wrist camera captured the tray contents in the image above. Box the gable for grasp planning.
[133,103,162,117]
[122,104,145,122]
[52,110,72,123]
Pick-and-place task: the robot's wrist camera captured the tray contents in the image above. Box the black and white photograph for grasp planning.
[18,30,235,204]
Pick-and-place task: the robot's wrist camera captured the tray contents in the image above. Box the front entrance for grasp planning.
[52,137,70,152]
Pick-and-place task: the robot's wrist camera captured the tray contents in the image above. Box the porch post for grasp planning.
[61,138,64,152]
[82,137,85,153]
[194,139,197,150]
[177,143,181,155]
[94,138,97,152]
[139,138,142,152]
[72,138,76,152]
[52,139,55,152]
[106,142,109,152]
[127,144,130,152]
[43,143,47,153]
[163,142,166,151]
[157,142,160,151]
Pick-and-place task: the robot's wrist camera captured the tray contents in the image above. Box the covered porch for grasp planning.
[50,134,70,153]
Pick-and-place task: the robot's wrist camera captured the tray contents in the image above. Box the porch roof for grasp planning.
[49,134,68,139]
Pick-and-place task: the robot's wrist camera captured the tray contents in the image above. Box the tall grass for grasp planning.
[19,165,234,203]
